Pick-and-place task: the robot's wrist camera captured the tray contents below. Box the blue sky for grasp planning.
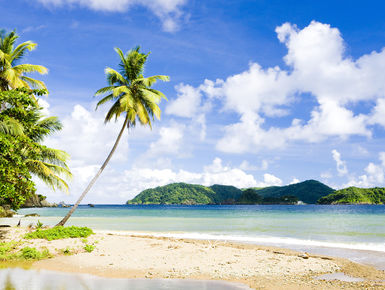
[3,0,385,203]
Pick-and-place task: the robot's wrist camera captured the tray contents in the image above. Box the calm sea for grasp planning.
[7,204,385,269]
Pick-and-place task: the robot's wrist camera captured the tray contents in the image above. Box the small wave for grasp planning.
[95,230,385,253]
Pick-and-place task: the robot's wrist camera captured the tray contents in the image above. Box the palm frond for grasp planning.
[11,41,37,63]
[0,118,24,135]
[105,67,126,85]
[13,64,48,74]
[20,76,47,90]
[134,75,170,87]
[94,86,116,96]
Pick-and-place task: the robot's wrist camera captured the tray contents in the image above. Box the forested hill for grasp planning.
[317,187,385,204]
[253,180,335,204]
[127,183,242,205]
[126,180,334,205]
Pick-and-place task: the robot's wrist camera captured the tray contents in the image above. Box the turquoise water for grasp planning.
[10,204,385,250]
[4,204,385,268]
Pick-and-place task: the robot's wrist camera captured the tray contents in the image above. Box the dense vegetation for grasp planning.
[252,180,334,204]
[0,89,71,209]
[127,180,334,205]
[0,30,71,211]
[24,226,94,241]
[317,187,385,204]
[128,183,214,205]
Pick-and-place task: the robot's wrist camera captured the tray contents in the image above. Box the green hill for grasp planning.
[250,180,334,204]
[317,187,385,204]
[127,180,334,205]
[208,184,243,204]
[128,183,215,205]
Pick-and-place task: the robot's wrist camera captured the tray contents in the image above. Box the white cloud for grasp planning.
[332,149,348,176]
[174,21,385,154]
[166,84,202,118]
[35,0,187,32]
[258,173,282,187]
[289,178,300,184]
[344,152,385,188]
[148,123,185,155]
[239,160,268,171]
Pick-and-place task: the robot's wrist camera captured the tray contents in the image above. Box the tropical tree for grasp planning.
[0,89,71,209]
[57,46,169,226]
[0,30,48,91]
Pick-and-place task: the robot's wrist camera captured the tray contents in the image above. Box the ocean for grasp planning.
[7,204,385,269]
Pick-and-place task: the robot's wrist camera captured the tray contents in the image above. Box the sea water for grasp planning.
[5,204,385,269]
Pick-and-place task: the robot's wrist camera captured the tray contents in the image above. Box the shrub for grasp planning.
[84,244,95,253]
[24,226,94,241]
[19,247,50,260]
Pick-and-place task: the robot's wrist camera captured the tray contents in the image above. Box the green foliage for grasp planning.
[0,89,71,210]
[0,30,48,91]
[24,226,94,241]
[36,220,43,229]
[127,180,334,205]
[208,185,243,204]
[252,180,334,204]
[20,247,50,260]
[84,244,95,253]
[0,242,19,260]
[62,247,73,255]
[0,242,50,261]
[318,187,385,204]
[129,183,214,205]
[237,188,262,204]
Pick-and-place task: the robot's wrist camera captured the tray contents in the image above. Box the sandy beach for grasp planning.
[0,227,384,289]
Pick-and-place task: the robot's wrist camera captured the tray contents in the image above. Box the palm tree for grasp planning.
[23,112,72,192]
[0,30,48,91]
[0,89,72,199]
[57,46,169,226]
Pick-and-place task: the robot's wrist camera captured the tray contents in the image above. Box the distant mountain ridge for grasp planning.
[127,180,335,205]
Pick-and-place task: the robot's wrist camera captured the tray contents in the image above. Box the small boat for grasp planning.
[88,204,95,207]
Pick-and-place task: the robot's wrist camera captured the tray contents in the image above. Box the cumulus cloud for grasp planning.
[38,157,267,203]
[148,123,185,155]
[168,21,385,153]
[344,152,385,188]
[332,149,348,176]
[35,0,187,32]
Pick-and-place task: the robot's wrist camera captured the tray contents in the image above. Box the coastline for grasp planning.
[2,227,385,289]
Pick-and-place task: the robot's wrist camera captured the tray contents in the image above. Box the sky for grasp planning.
[3,0,385,203]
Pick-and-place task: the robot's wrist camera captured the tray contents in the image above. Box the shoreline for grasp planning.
[2,227,385,289]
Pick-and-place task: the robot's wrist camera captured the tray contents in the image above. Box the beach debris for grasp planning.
[299,253,309,259]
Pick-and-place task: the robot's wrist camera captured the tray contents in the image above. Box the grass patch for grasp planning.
[20,247,51,260]
[24,226,94,241]
[62,247,73,255]
[84,244,95,253]
[0,242,51,261]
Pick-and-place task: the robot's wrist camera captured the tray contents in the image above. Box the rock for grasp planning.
[21,194,57,208]
[0,206,15,217]
[24,213,40,217]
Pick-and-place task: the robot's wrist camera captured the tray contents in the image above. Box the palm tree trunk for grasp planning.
[56,116,129,226]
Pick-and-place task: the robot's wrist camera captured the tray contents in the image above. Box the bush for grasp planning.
[84,244,95,253]
[20,247,50,260]
[24,226,94,241]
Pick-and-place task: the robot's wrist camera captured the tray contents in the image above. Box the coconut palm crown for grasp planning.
[95,46,169,127]
[0,30,48,91]
[57,46,169,226]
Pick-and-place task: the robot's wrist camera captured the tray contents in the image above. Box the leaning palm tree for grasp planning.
[57,46,169,226]
[0,30,48,91]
